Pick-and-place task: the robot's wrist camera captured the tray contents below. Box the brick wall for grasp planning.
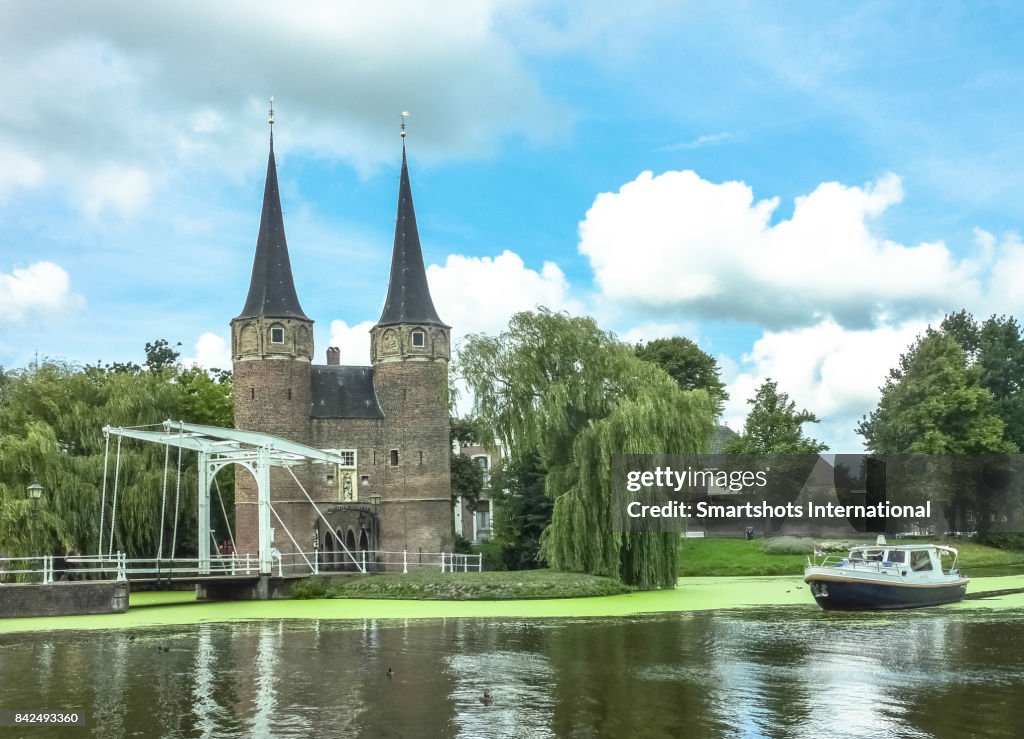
[233,322,452,558]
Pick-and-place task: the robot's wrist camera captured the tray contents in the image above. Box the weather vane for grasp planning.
[400,111,409,138]
[269,96,275,128]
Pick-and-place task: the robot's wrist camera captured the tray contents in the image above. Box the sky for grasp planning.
[2,1,1023,451]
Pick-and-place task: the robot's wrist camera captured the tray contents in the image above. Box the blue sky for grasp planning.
[2,1,1023,450]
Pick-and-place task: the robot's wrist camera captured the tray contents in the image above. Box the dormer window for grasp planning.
[270,327,284,344]
[411,330,426,348]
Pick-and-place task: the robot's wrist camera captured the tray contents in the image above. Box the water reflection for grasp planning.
[0,607,1022,738]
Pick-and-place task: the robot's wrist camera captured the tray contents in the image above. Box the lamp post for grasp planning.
[27,481,43,514]
[369,493,382,512]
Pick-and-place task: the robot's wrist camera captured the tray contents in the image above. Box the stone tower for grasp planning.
[367,144,453,554]
[230,130,314,553]
[229,121,453,565]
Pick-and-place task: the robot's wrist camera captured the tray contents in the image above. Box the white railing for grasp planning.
[285,549,483,575]
[2,550,484,583]
[807,554,904,574]
[0,555,62,584]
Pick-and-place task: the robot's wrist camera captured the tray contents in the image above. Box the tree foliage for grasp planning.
[857,325,1018,532]
[455,309,715,589]
[727,379,828,454]
[634,337,728,418]
[449,416,485,513]
[450,452,484,513]
[941,311,1024,451]
[488,452,552,570]
[857,329,1013,455]
[0,346,233,560]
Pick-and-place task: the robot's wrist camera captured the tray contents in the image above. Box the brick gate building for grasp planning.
[230,126,452,564]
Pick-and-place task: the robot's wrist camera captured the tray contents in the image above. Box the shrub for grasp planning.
[291,576,330,599]
[763,536,815,555]
[975,532,1024,551]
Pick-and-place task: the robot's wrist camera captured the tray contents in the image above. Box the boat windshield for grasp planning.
[884,549,907,564]
[850,548,884,562]
[910,550,934,571]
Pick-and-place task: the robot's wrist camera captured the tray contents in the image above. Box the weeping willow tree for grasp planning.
[455,309,715,589]
[0,355,233,560]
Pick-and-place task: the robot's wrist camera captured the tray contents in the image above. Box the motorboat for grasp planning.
[804,536,968,610]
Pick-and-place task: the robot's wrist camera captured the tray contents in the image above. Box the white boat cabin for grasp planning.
[843,543,959,577]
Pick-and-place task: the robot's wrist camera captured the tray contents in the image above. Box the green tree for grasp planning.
[456,309,715,589]
[635,337,728,418]
[727,379,828,454]
[857,328,1016,532]
[857,330,1012,455]
[0,344,234,560]
[941,312,1024,451]
[450,416,485,519]
[144,339,183,372]
[451,452,484,515]
[488,451,552,570]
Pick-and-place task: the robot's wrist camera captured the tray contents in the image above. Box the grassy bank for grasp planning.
[294,569,631,600]
[678,537,1024,576]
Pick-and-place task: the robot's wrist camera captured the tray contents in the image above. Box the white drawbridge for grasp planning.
[95,420,359,577]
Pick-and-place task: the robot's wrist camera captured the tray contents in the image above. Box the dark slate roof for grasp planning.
[376,147,447,328]
[236,136,309,321]
[310,365,384,419]
[707,424,738,453]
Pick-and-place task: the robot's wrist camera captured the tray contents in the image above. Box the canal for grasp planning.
[2,603,1023,738]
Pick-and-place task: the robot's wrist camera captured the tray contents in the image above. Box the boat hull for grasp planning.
[804,573,968,610]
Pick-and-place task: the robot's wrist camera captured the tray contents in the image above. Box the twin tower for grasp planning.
[230,130,452,563]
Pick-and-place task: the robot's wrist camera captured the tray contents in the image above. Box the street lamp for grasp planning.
[27,481,43,513]
[369,493,382,511]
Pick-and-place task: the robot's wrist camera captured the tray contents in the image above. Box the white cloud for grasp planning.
[617,322,698,346]
[75,164,152,219]
[428,250,581,340]
[722,318,931,451]
[182,331,232,370]
[984,231,1024,316]
[0,144,44,202]
[0,261,83,323]
[327,320,376,367]
[657,132,735,152]
[324,250,579,365]
[0,1,566,211]
[579,170,981,329]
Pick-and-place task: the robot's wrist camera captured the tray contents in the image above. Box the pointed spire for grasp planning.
[377,129,446,328]
[237,104,309,321]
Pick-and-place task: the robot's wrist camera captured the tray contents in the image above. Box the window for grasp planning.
[411,330,426,348]
[472,455,491,487]
[390,449,399,467]
[270,327,284,343]
[475,501,492,541]
[911,550,933,572]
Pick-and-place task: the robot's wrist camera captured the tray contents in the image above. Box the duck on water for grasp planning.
[804,536,969,610]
